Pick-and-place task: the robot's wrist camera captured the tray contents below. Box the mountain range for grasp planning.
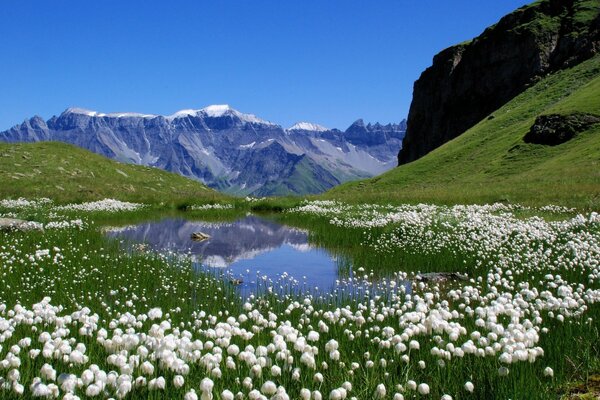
[0,105,405,196]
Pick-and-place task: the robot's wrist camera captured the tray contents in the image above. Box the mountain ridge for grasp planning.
[1,105,406,196]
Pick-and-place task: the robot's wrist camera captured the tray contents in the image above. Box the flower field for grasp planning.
[0,199,598,399]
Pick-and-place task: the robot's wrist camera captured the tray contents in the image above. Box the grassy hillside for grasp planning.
[255,156,343,196]
[0,141,225,204]
[326,55,600,209]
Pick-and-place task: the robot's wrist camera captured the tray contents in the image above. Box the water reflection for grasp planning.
[106,216,343,293]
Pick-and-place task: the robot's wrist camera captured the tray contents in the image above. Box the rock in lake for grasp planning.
[191,232,211,241]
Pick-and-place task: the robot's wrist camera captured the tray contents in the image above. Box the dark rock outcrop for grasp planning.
[524,113,600,145]
[399,0,600,165]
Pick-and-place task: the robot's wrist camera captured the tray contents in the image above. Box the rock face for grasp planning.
[398,0,600,165]
[0,106,406,196]
[524,113,600,145]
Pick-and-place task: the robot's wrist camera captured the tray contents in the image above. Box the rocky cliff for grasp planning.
[398,0,600,165]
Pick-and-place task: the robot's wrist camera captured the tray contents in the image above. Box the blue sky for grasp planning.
[0,1,531,130]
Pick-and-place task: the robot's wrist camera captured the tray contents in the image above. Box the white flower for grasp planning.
[185,389,199,400]
[261,381,277,395]
[222,390,234,400]
[173,375,185,388]
[148,307,163,320]
[40,364,57,381]
[200,378,214,393]
[464,381,474,392]
[417,383,429,395]
[543,367,554,377]
[141,361,155,375]
[376,384,386,398]
[300,388,311,400]
[86,384,102,397]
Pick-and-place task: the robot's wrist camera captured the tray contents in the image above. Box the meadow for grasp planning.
[0,197,598,399]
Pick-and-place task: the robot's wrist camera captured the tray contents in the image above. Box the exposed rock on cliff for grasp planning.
[524,113,600,145]
[398,0,600,165]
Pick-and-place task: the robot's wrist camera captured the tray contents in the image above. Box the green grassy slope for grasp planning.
[326,55,600,209]
[254,156,342,196]
[0,141,226,204]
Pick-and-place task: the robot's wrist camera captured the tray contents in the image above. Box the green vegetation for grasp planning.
[255,157,343,197]
[0,200,598,399]
[326,56,600,209]
[0,141,225,205]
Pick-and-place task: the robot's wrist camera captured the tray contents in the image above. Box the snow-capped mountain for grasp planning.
[0,105,405,196]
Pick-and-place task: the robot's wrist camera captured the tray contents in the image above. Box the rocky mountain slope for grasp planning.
[328,52,600,208]
[399,0,600,165]
[0,105,405,196]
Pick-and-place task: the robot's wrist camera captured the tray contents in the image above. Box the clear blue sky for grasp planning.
[0,0,531,131]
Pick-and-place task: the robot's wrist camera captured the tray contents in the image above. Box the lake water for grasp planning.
[106,215,348,295]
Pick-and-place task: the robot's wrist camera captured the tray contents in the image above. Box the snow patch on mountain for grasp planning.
[287,122,329,132]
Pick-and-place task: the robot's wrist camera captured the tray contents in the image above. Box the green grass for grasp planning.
[1,202,598,399]
[0,141,227,205]
[326,56,600,210]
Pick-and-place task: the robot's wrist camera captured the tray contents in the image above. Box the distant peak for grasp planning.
[168,104,276,125]
[64,107,98,117]
[201,104,233,116]
[350,118,365,127]
[62,107,157,118]
[287,122,329,132]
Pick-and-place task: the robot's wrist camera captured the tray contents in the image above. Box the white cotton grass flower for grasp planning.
[86,384,102,397]
[261,381,278,396]
[222,390,234,400]
[417,383,430,395]
[40,363,57,381]
[149,377,166,390]
[543,367,554,377]
[376,384,386,398]
[300,388,311,400]
[464,381,474,392]
[200,377,214,393]
[148,307,163,320]
[141,361,155,375]
[185,389,199,400]
[173,375,185,388]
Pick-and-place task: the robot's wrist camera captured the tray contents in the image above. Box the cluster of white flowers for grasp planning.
[54,199,144,213]
[0,197,53,209]
[0,199,597,398]
[44,219,86,230]
[190,203,234,211]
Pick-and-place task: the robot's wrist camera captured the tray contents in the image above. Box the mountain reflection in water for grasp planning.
[106,216,343,293]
